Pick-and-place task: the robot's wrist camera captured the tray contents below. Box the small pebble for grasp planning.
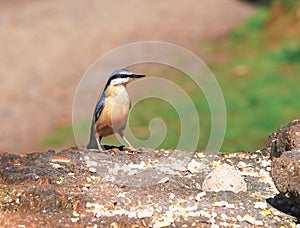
[71,217,79,223]
[169,193,175,199]
[199,210,211,218]
[254,201,267,210]
[243,214,256,225]
[254,220,263,226]
[153,221,172,228]
[211,211,217,217]
[220,213,227,220]
[52,163,63,169]
[73,211,80,217]
[86,176,92,183]
[195,192,206,201]
[187,159,204,174]
[236,215,243,222]
[197,152,205,158]
[157,176,170,184]
[219,222,229,227]
[137,208,153,218]
[261,159,271,167]
[117,192,127,197]
[89,167,97,173]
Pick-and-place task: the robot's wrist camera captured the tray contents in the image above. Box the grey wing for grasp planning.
[94,91,107,123]
[87,91,106,149]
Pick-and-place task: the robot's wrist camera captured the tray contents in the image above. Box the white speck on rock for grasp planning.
[157,176,170,184]
[89,167,97,173]
[128,161,146,169]
[254,201,268,210]
[104,175,116,182]
[153,221,173,228]
[195,191,206,201]
[169,193,175,199]
[187,159,205,174]
[127,169,138,176]
[137,207,154,218]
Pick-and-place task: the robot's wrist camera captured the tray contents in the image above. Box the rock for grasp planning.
[0,149,297,226]
[265,119,300,158]
[271,149,300,203]
[265,119,300,204]
[202,164,247,193]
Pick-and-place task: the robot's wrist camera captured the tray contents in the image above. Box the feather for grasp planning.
[87,90,106,149]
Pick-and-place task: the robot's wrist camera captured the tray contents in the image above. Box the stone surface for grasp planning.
[265,119,300,205]
[271,149,300,203]
[265,119,300,158]
[0,148,298,226]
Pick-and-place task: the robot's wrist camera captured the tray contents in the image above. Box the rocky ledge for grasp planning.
[0,142,299,227]
[265,119,300,207]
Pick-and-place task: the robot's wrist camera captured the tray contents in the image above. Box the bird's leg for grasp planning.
[122,135,133,148]
[118,129,136,151]
[96,135,104,152]
[122,136,138,152]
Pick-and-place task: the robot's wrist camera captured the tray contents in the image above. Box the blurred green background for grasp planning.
[44,0,300,152]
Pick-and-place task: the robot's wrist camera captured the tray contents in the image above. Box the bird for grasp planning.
[87,69,145,151]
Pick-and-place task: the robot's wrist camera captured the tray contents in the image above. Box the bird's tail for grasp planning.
[87,124,98,149]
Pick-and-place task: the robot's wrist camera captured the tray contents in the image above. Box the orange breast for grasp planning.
[95,85,130,137]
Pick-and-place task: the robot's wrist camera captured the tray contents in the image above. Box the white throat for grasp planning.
[110,77,130,86]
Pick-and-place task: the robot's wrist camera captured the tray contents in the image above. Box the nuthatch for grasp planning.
[87,69,145,151]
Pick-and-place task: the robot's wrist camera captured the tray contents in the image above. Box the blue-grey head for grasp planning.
[107,69,145,86]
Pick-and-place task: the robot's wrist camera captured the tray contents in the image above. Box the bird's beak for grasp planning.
[130,74,145,79]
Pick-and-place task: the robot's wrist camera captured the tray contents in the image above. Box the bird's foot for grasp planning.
[123,146,138,152]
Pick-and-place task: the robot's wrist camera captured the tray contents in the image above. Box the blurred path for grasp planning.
[0,0,254,153]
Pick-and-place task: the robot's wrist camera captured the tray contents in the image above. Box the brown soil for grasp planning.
[0,0,254,154]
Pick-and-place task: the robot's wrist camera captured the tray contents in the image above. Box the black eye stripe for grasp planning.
[111,74,131,80]
[121,74,131,78]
